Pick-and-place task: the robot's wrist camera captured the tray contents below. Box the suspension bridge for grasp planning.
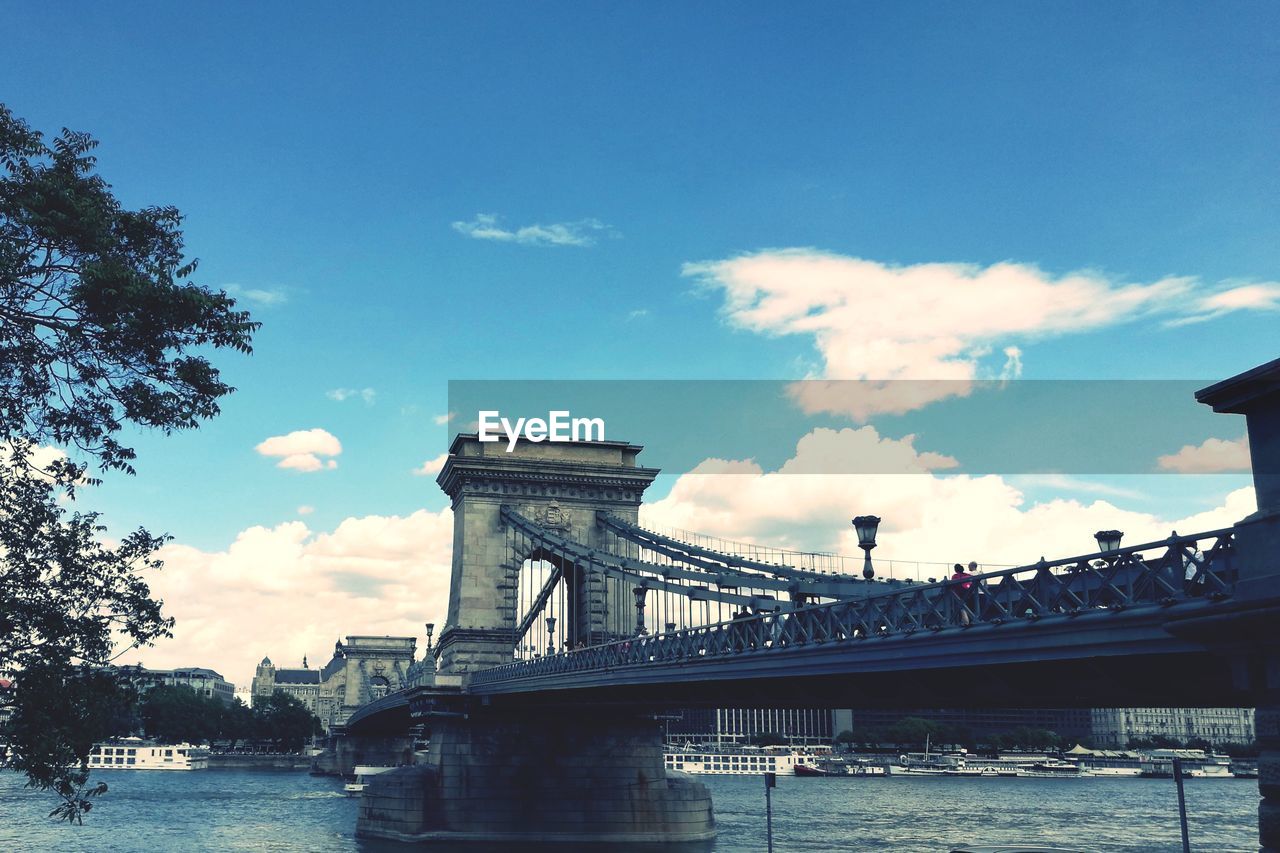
[343,357,1280,849]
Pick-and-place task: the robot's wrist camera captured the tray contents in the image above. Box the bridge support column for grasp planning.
[356,707,715,845]
[1260,704,1280,851]
[1197,360,1280,851]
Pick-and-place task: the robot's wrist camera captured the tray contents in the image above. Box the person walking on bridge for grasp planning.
[951,563,975,626]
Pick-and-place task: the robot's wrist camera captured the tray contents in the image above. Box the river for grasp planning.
[0,769,1260,851]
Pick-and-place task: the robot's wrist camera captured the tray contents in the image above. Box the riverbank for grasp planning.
[207,752,311,770]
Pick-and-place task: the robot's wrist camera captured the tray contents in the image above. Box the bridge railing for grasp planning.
[471,528,1236,686]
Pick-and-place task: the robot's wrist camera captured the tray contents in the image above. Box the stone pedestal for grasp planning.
[355,707,715,845]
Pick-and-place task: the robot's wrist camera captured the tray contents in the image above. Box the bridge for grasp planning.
[348,358,1280,849]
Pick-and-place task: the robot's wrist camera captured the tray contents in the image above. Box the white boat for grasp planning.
[87,738,208,770]
[664,744,833,776]
[1016,759,1087,778]
[344,764,395,796]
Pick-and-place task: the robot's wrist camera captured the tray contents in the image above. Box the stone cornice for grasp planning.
[438,456,659,503]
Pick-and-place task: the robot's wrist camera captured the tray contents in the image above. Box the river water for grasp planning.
[0,769,1260,851]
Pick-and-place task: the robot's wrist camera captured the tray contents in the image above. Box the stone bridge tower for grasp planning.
[434,433,659,679]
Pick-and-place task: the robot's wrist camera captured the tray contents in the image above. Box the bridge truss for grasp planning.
[490,510,1236,689]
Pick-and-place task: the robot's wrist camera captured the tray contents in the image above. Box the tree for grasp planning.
[0,102,257,822]
[253,692,324,753]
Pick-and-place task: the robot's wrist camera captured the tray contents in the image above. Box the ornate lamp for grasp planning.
[545,616,557,657]
[633,586,649,635]
[852,515,881,580]
[424,622,435,651]
[1094,529,1124,553]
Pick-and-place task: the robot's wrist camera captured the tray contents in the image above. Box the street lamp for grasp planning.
[852,515,881,580]
[424,622,435,651]
[545,616,557,657]
[1094,529,1124,553]
[633,586,649,635]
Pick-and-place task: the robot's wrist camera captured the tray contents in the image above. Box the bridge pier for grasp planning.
[311,732,415,777]
[1196,358,1280,852]
[355,706,715,845]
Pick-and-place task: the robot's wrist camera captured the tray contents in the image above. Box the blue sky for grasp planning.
[5,3,1276,680]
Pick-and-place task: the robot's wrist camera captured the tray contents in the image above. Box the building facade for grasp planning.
[665,708,833,746]
[108,665,235,704]
[1090,707,1256,748]
[251,635,418,731]
[846,708,1096,743]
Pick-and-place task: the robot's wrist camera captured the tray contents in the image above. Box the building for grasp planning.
[1090,708,1255,748]
[846,708,1096,743]
[665,708,832,746]
[843,707,1255,748]
[251,635,419,731]
[108,665,235,704]
[0,677,13,727]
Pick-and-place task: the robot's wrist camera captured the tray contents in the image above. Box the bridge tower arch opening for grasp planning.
[434,433,659,680]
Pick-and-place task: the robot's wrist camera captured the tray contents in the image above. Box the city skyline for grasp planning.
[5,3,1278,688]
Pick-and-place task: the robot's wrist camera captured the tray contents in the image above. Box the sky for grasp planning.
[4,2,1278,689]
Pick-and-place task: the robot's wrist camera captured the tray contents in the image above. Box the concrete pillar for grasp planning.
[356,707,715,844]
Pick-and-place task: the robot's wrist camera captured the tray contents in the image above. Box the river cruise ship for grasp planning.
[87,738,209,770]
[664,744,832,776]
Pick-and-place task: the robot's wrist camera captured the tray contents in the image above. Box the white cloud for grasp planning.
[255,428,342,473]
[1157,436,1251,473]
[683,250,1279,418]
[413,453,449,477]
[433,412,456,426]
[641,427,1255,573]
[1166,283,1280,327]
[627,308,650,321]
[327,388,376,405]
[452,213,613,247]
[137,509,453,688]
[224,284,289,308]
[297,505,315,516]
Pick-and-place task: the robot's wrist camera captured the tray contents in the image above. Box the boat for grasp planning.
[1141,749,1234,779]
[794,762,842,777]
[664,744,833,776]
[87,737,209,770]
[1017,759,1087,778]
[343,764,396,796]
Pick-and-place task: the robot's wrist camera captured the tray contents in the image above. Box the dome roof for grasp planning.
[260,656,273,666]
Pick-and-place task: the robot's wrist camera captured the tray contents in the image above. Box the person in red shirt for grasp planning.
[951,563,974,625]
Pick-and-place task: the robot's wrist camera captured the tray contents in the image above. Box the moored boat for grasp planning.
[87,737,209,770]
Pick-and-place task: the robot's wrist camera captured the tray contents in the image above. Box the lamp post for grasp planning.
[545,616,557,657]
[633,586,649,635]
[1094,529,1123,553]
[424,622,435,651]
[852,515,881,580]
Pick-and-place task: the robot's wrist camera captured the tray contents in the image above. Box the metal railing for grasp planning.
[471,528,1236,686]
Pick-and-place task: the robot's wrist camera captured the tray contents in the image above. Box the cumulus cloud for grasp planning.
[1157,435,1251,473]
[641,427,1255,573]
[327,388,376,405]
[297,505,315,516]
[413,453,449,477]
[255,428,342,472]
[684,250,1280,418]
[433,412,456,426]
[137,509,453,687]
[452,213,613,247]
